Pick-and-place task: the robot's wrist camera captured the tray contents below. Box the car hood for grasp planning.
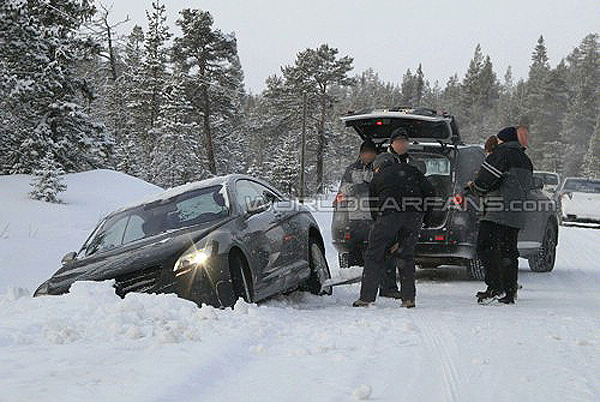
[35,216,235,296]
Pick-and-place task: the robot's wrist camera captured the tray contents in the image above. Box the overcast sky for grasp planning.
[110,0,599,94]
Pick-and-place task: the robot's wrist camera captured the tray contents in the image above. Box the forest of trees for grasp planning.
[1,0,599,198]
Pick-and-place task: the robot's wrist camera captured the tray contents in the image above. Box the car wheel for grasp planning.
[306,239,332,295]
[229,251,253,303]
[528,222,557,272]
[466,257,485,280]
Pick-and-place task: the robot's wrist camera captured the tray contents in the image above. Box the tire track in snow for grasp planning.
[409,312,463,402]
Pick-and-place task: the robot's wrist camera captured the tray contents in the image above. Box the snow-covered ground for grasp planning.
[0,171,599,402]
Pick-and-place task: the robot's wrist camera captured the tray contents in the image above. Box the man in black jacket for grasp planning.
[466,126,533,304]
[387,127,411,164]
[335,141,400,296]
[353,152,436,308]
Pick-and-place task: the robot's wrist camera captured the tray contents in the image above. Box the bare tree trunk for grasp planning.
[201,86,217,175]
[104,20,118,82]
[300,91,307,202]
[316,88,327,193]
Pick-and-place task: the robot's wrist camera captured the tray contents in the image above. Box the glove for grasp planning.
[464,180,475,193]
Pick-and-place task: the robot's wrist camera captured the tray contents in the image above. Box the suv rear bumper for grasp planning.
[415,242,475,266]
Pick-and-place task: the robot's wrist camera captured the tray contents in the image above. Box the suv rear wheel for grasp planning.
[528,221,557,272]
[466,257,485,280]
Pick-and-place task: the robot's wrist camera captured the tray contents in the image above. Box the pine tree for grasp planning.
[117,25,150,176]
[149,74,205,188]
[0,0,109,173]
[281,44,354,193]
[535,61,570,171]
[460,45,500,142]
[172,8,245,176]
[400,69,415,106]
[561,34,600,175]
[583,114,600,179]
[140,0,171,161]
[525,35,553,166]
[270,132,300,196]
[29,153,67,203]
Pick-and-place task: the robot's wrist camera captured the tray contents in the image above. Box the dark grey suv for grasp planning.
[332,108,559,279]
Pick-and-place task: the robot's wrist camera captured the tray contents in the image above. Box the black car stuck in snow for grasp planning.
[34,175,332,307]
[332,108,559,279]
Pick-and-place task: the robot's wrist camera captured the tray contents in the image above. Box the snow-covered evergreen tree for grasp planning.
[172,8,245,176]
[0,0,109,173]
[270,132,300,196]
[116,25,149,177]
[143,1,171,131]
[281,44,354,193]
[459,45,500,142]
[561,34,600,175]
[29,153,67,203]
[149,74,206,188]
[583,115,600,179]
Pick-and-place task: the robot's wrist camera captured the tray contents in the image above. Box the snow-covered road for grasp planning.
[1,172,599,402]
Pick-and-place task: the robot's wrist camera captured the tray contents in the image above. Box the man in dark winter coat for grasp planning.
[466,126,533,304]
[387,127,411,164]
[353,152,436,308]
[335,141,399,296]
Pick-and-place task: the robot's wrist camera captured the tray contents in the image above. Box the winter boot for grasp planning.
[352,299,371,307]
[401,299,416,308]
[476,288,504,304]
[380,290,403,299]
[498,289,517,304]
[498,293,516,304]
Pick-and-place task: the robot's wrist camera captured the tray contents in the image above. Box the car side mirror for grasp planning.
[61,251,77,265]
[532,177,544,190]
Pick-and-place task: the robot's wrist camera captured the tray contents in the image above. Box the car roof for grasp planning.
[111,174,275,217]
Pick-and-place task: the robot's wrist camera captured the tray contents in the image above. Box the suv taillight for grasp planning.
[333,192,346,207]
[451,193,465,209]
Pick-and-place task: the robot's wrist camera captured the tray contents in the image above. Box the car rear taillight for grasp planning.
[451,193,465,209]
[344,233,351,241]
[434,235,446,241]
[333,192,346,207]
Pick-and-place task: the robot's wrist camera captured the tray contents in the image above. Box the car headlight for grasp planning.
[33,281,50,297]
[173,242,216,276]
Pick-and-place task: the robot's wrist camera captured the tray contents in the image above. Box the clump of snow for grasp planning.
[353,384,372,400]
[0,281,208,347]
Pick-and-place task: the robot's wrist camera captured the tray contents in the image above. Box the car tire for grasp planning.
[306,239,332,295]
[528,222,557,272]
[466,257,486,280]
[229,251,253,303]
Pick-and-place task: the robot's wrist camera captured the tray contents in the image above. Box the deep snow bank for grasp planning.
[0,170,162,292]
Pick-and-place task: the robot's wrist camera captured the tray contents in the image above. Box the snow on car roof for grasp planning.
[112,175,234,215]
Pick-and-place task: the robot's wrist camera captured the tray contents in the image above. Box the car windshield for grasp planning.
[534,173,559,185]
[82,185,229,257]
[562,179,600,194]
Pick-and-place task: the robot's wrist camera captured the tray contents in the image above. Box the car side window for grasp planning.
[235,180,267,213]
[85,215,129,256]
[122,215,145,244]
[249,181,281,203]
